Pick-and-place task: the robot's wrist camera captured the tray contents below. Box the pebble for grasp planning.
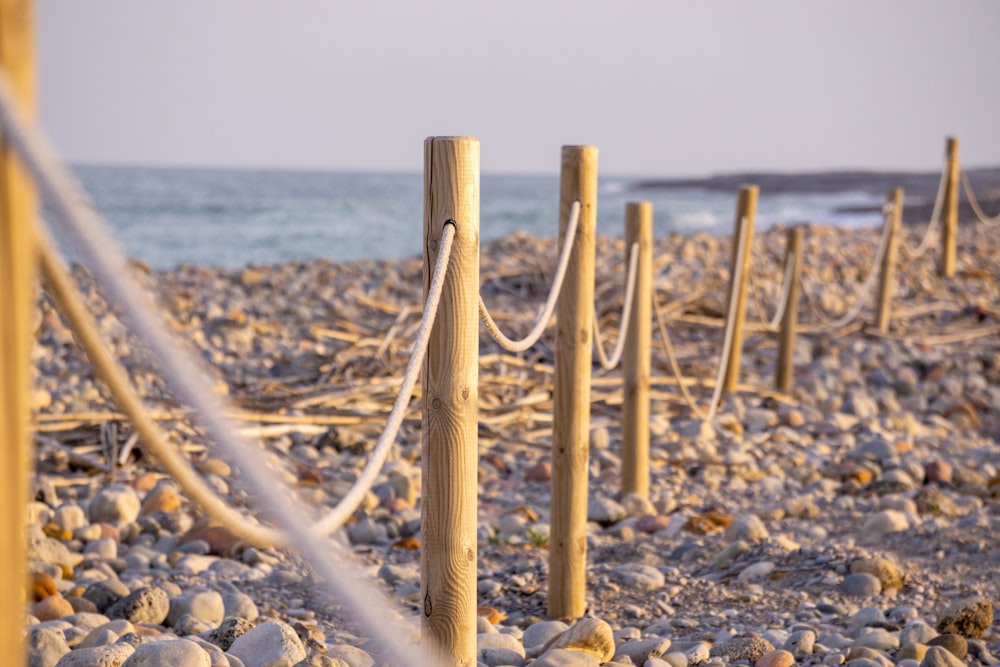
[540,618,615,663]
[613,637,671,663]
[167,589,226,628]
[920,646,966,667]
[531,648,601,666]
[935,598,993,638]
[87,485,141,525]
[927,634,968,659]
[710,637,775,664]
[841,573,882,597]
[756,650,795,667]
[121,638,211,666]
[609,564,665,591]
[105,587,170,625]
[228,620,306,667]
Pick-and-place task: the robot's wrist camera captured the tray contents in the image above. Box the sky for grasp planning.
[37,1,1000,177]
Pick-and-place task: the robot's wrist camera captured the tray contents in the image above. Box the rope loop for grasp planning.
[593,242,639,370]
[479,201,580,352]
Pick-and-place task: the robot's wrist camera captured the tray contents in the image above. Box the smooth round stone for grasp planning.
[228,620,306,667]
[53,504,89,534]
[221,590,259,622]
[841,573,882,597]
[523,621,569,649]
[84,538,118,560]
[661,652,689,667]
[900,621,938,646]
[121,638,211,666]
[613,637,671,664]
[609,564,665,591]
[588,496,628,525]
[927,634,967,660]
[87,485,141,525]
[478,632,525,658]
[479,646,525,667]
[850,557,901,590]
[898,643,930,661]
[862,510,909,535]
[167,589,225,628]
[324,644,375,667]
[853,627,898,652]
[785,629,817,657]
[723,515,769,543]
[32,595,75,621]
[756,650,795,667]
[737,561,776,582]
[543,618,615,662]
[920,646,966,667]
[845,659,885,667]
[532,648,601,667]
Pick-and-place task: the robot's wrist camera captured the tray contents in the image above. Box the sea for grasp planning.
[58,165,893,270]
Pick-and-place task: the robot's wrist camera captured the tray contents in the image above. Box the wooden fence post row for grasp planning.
[549,145,598,620]
[0,1,36,664]
[622,202,652,500]
[723,186,758,393]
[422,136,480,666]
[940,136,959,278]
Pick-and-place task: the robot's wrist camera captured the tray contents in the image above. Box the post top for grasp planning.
[425,136,479,143]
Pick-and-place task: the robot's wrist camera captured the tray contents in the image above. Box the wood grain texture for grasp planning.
[549,145,597,619]
[723,186,757,393]
[775,226,803,393]
[421,136,480,666]
[875,189,903,332]
[0,1,35,664]
[940,137,959,278]
[621,202,652,499]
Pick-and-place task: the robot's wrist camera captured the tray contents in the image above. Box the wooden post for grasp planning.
[723,185,757,393]
[939,136,959,277]
[421,136,480,666]
[621,201,652,499]
[775,227,803,393]
[549,145,597,620]
[875,188,904,332]
[0,1,35,664]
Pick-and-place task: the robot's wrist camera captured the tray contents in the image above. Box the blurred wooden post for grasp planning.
[723,185,757,393]
[549,145,597,620]
[939,137,959,278]
[775,227,803,393]
[421,136,480,666]
[621,201,652,499]
[875,188,904,332]
[0,1,36,664]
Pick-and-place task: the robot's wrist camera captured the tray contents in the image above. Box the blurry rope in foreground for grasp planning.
[961,169,1000,227]
[801,204,893,331]
[0,70,444,667]
[652,216,750,421]
[900,162,946,259]
[479,201,579,352]
[593,242,639,370]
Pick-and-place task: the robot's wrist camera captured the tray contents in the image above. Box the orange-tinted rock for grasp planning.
[42,523,73,541]
[132,472,160,493]
[181,524,247,557]
[524,461,552,483]
[32,595,74,621]
[30,572,58,601]
[477,606,507,624]
[141,485,182,515]
[636,514,670,533]
[925,459,953,485]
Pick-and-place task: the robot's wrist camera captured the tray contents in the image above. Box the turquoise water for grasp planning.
[63,166,887,270]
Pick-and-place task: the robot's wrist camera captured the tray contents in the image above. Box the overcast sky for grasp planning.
[37,1,1000,177]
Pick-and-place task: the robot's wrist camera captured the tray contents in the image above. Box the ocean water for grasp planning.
[61,165,888,270]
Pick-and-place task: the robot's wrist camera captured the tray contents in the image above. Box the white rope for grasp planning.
[900,161,946,259]
[479,201,579,352]
[961,169,1000,227]
[0,71,443,667]
[804,204,894,332]
[650,216,749,421]
[747,244,796,332]
[593,242,639,370]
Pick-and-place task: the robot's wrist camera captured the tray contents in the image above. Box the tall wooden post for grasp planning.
[775,227,803,393]
[723,186,757,393]
[940,137,959,278]
[0,2,36,664]
[621,201,652,499]
[549,145,597,620]
[875,188,904,332]
[421,136,480,666]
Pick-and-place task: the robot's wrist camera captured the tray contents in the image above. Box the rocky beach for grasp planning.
[23,214,1000,667]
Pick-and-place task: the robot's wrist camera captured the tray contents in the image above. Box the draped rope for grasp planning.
[961,169,1000,227]
[651,216,750,421]
[479,201,579,352]
[801,204,893,331]
[593,242,639,370]
[747,242,796,332]
[900,161,946,259]
[0,70,443,667]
